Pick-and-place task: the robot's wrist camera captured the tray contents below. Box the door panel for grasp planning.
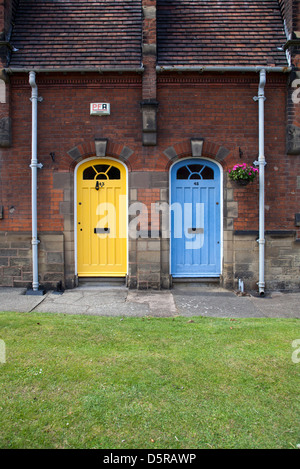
[171,159,221,277]
[77,159,127,277]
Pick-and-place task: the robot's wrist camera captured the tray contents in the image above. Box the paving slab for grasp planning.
[172,284,266,318]
[126,290,177,317]
[0,285,299,318]
[33,288,139,316]
[0,287,45,313]
[248,291,300,318]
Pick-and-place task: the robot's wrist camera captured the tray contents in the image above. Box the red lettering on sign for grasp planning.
[90,103,110,115]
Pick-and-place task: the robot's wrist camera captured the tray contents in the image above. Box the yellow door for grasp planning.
[77,159,127,277]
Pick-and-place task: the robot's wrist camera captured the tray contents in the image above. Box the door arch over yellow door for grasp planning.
[75,158,127,277]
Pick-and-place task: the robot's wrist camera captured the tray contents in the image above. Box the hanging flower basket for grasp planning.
[228,163,258,186]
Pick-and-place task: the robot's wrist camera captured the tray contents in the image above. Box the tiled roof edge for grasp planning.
[156,65,291,73]
[5,66,145,73]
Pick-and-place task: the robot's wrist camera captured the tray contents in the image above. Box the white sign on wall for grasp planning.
[90,103,110,116]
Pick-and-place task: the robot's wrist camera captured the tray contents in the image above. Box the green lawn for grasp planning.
[0,311,299,449]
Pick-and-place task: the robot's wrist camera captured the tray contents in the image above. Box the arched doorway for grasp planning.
[170,158,222,278]
[75,157,128,277]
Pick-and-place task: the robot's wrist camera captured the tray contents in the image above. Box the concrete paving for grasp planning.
[0,283,299,318]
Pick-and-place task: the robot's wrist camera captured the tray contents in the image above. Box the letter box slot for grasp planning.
[188,227,204,234]
[94,227,110,234]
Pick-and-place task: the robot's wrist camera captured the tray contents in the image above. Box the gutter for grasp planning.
[156,65,291,73]
[5,67,144,74]
[5,65,290,74]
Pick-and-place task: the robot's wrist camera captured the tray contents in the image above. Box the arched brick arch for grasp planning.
[66,138,134,171]
[163,138,235,170]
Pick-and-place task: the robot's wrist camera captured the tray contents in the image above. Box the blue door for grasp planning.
[170,159,221,277]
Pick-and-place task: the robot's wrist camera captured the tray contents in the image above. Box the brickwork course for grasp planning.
[0,0,299,292]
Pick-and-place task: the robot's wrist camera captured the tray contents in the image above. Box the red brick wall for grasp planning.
[156,73,296,233]
[0,0,12,37]
[142,0,156,100]
[278,0,293,34]
[0,73,142,231]
[279,0,300,33]
[0,71,298,236]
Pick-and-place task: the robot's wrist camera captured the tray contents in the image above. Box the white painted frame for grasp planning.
[169,157,224,277]
[74,156,129,277]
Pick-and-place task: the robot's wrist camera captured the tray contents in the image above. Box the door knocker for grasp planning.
[95,181,105,190]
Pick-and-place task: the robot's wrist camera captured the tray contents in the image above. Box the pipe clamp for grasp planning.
[253,160,266,166]
[29,162,43,169]
[253,96,266,102]
[29,96,43,102]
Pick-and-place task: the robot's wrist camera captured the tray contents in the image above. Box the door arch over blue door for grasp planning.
[170,158,221,277]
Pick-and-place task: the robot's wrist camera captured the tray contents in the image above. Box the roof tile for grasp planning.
[9,0,288,69]
[9,0,142,69]
[157,0,288,67]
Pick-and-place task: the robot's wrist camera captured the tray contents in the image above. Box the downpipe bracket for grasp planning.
[253,160,266,167]
[29,96,43,102]
[253,95,266,102]
[29,162,43,169]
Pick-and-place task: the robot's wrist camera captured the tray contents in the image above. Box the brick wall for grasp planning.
[0,70,299,291]
[0,231,64,289]
[142,0,157,101]
[279,0,300,34]
[0,0,16,147]
[278,0,294,35]
[233,232,300,291]
[0,73,142,233]
[128,170,169,289]
[157,73,298,231]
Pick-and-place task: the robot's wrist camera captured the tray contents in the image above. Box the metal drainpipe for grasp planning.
[254,69,266,296]
[29,71,43,292]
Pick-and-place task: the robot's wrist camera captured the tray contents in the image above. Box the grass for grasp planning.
[0,311,299,449]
